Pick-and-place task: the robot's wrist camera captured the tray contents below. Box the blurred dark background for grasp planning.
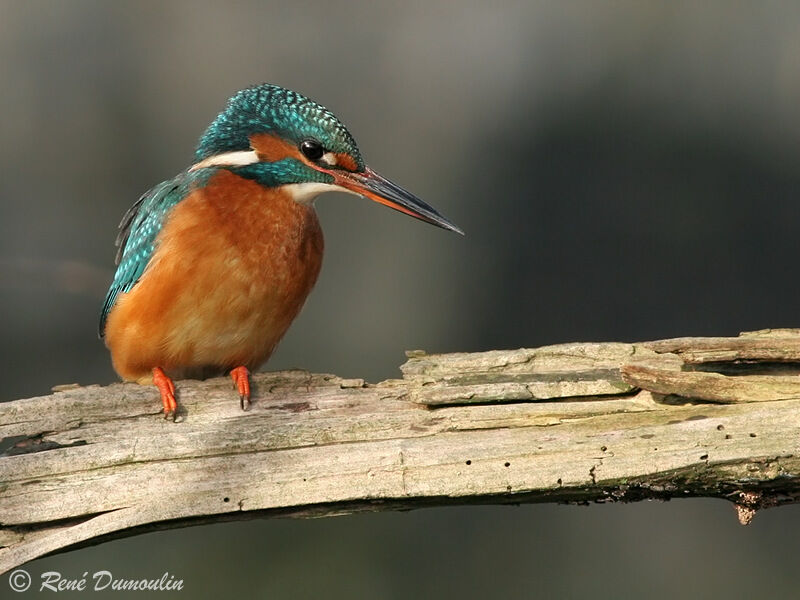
[3,1,800,597]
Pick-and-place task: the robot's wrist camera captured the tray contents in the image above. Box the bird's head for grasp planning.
[192,84,462,234]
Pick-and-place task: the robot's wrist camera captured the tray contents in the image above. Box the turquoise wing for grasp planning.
[99,170,202,337]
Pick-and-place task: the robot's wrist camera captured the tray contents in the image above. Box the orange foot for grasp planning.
[230,366,251,410]
[153,367,177,420]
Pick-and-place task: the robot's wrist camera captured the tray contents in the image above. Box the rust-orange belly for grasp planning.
[104,170,324,383]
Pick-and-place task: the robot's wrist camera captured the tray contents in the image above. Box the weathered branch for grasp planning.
[3,329,800,572]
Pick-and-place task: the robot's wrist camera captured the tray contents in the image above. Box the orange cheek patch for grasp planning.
[333,153,358,171]
[250,133,359,173]
[250,133,304,163]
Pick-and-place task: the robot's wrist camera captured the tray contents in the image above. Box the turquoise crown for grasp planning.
[195,84,364,170]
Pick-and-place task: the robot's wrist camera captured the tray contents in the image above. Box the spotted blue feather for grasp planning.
[196,83,364,169]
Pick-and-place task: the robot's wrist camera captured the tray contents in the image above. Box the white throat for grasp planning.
[283,182,352,205]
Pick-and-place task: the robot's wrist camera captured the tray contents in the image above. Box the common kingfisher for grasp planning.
[100,83,462,419]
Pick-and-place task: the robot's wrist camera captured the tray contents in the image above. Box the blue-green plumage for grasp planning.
[196,84,364,168]
[100,81,462,417]
[100,82,461,345]
[231,158,334,187]
[99,169,212,337]
[101,84,373,339]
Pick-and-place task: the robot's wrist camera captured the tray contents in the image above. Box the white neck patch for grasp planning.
[190,150,260,171]
[189,151,355,205]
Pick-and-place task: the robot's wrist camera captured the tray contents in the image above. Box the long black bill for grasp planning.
[335,167,464,235]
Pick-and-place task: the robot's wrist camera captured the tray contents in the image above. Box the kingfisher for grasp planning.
[99,83,462,419]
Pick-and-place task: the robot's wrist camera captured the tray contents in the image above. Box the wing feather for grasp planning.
[99,172,198,337]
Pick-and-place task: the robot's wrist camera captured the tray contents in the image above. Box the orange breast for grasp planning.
[104,170,324,383]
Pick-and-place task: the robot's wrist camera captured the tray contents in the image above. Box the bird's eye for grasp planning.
[300,139,324,161]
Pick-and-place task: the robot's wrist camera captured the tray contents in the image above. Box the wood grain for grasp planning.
[3,331,800,572]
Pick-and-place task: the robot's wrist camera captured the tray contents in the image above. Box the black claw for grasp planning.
[240,395,250,411]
